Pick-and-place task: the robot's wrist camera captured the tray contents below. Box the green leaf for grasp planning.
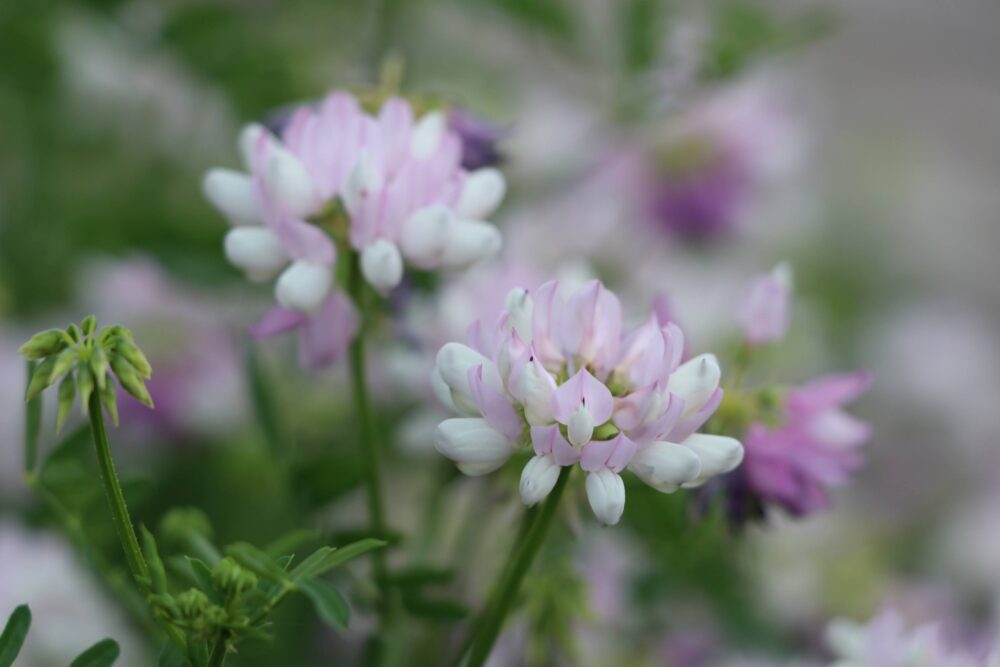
[24,361,41,473]
[186,557,221,603]
[225,542,290,583]
[298,577,349,629]
[157,641,186,667]
[0,605,31,667]
[290,538,386,581]
[264,529,318,560]
[69,638,120,667]
[141,526,168,594]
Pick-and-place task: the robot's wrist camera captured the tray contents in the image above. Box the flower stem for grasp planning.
[87,391,149,587]
[208,633,229,667]
[346,251,391,618]
[462,467,572,667]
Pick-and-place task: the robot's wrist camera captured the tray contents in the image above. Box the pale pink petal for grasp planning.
[468,364,523,440]
[250,305,306,338]
[787,370,873,413]
[297,291,359,370]
[666,388,723,442]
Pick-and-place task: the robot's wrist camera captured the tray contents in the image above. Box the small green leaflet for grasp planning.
[0,605,31,667]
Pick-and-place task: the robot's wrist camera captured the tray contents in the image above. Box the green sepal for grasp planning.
[77,368,95,416]
[100,381,119,427]
[56,373,77,434]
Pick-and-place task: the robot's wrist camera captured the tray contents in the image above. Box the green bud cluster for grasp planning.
[212,558,258,599]
[19,317,154,430]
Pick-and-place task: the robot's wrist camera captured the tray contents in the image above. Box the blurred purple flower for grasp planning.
[739,262,793,346]
[742,371,873,516]
[250,292,359,371]
[448,107,506,170]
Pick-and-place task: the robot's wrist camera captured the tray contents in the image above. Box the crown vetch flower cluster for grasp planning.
[432,279,744,525]
[203,91,506,368]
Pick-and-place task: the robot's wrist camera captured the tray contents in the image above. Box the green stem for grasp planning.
[346,251,391,618]
[208,633,229,667]
[87,392,149,587]
[461,468,572,667]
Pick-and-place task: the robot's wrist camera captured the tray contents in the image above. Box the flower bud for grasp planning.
[519,454,560,506]
[411,111,445,159]
[224,227,288,282]
[110,354,154,408]
[18,329,66,360]
[100,379,119,426]
[585,468,625,525]
[81,315,98,338]
[89,345,109,390]
[202,168,262,226]
[512,358,555,425]
[440,220,501,270]
[49,347,78,384]
[360,239,404,294]
[77,367,95,414]
[667,354,721,416]
[456,168,506,219]
[114,339,152,379]
[176,588,210,619]
[434,417,514,476]
[275,261,332,314]
[399,205,454,269]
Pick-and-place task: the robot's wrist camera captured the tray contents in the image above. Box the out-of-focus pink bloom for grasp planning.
[0,522,146,665]
[743,371,873,516]
[79,258,247,439]
[825,607,1000,667]
[250,292,359,371]
[739,262,793,346]
[642,79,803,240]
[203,91,506,367]
[432,279,743,525]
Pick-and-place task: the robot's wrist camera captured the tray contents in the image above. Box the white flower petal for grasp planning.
[457,168,506,219]
[360,239,403,294]
[667,353,721,416]
[567,405,594,447]
[440,220,502,270]
[264,146,318,219]
[434,417,513,476]
[586,469,625,526]
[519,455,560,506]
[203,168,261,226]
[223,227,288,282]
[628,441,702,493]
[680,433,744,486]
[399,205,454,269]
[411,111,446,159]
[274,261,332,314]
[435,343,490,416]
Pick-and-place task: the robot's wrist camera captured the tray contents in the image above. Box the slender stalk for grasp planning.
[208,634,229,667]
[87,392,149,586]
[346,251,391,617]
[460,468,572,667]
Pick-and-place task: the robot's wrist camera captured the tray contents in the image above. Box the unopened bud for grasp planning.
[212,557,258,598]
[111,354,153,408]
[90,345,109,390]
[81,315,98,339]
[100,381,119,427]
[56,374,76,433]
[25,357,58,402]
[176,588,210,619]
[18,329,67,360]
[114,339,152,379]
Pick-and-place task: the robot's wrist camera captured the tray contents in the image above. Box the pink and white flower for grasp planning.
[203,91,506,368]
[432,279,743,525]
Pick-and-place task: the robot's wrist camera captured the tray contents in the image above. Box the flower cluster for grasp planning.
[432,279,744,525]
[203,91,506,368]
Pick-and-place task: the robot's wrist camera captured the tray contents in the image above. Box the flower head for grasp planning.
[432,280,743,525]
[741,370,873,516]
[204,90,506,368]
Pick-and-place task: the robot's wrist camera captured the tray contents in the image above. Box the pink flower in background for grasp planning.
[742,370,873,516]
[642,79,803,240]
[432,279,743,525]
[825,608,1000,667]
[203,91,506,367]
[739,262,793,346]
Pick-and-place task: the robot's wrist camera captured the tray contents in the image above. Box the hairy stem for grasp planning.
[461,467,572,667]
[87,392,150,587]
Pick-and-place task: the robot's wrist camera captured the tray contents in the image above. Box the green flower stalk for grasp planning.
[19,316,155,587]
